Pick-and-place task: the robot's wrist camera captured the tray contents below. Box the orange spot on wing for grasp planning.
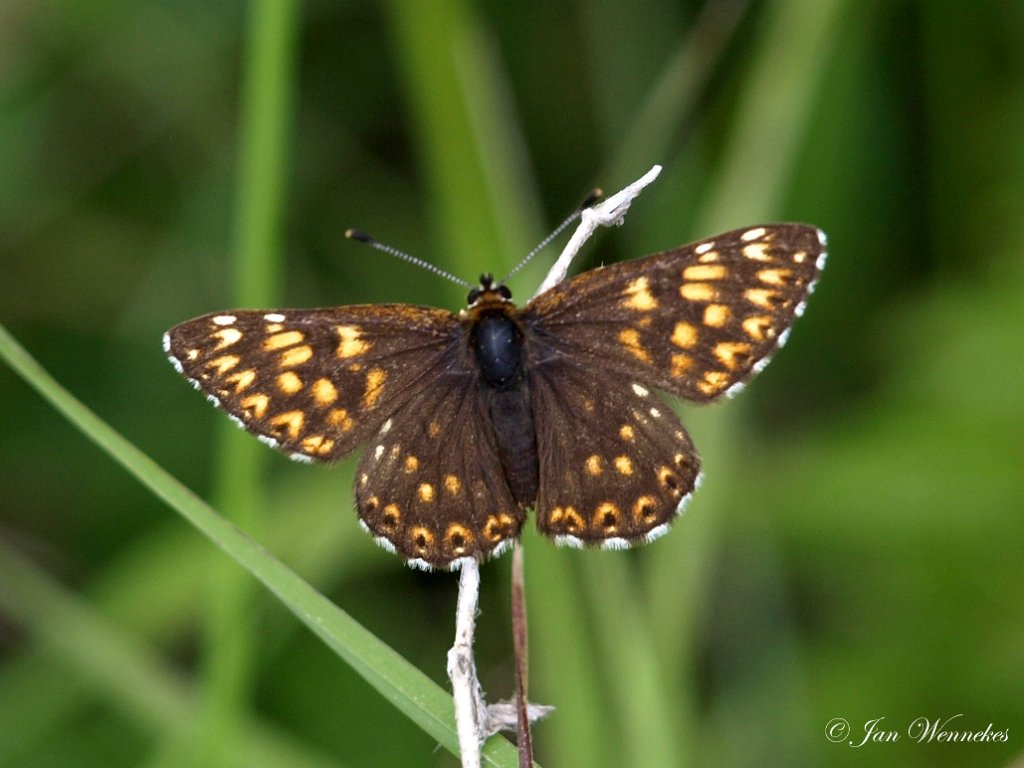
[671,322,698,349]
[618,328,653,363]
[671,353,693,378]
[621,276,659,311]
[311,377,338,406]
[279,345,314,367]
[240,393,269,419]
[269,410,305,440]
[335,325,369,358]
[207,355,240,374]
[276,371,303,394]
[679,283,717,302]
[362,367,387,408]
[682,264,727,281]
[703,304,730,327]
[327,408,354,432]
[263,330,305,350]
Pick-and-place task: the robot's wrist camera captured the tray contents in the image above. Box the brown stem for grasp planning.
[511,543,533,767]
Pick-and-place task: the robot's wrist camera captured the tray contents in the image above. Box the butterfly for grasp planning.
[164,223,826,570]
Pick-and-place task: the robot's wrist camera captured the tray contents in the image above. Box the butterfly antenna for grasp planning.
[500,188,604,283]
[345,229,473,288]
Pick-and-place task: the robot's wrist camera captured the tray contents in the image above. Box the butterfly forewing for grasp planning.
[164,305,460,462]
[528,356,701,547]
[526,224,826,402]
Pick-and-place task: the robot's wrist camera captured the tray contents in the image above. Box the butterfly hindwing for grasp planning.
[164,305,460,462]
[354,362,525,567]
[526,224,826,402]
[528,354,701,547]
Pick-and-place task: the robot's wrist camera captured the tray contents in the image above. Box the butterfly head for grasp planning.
[467,274,513,307]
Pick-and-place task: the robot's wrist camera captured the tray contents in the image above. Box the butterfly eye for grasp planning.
[498,285,512,300]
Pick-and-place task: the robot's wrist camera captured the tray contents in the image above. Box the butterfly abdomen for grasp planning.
[481,385,538,507]
[469,308,539,507]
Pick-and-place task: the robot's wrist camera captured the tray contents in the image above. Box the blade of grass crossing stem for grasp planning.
[196,0,300,764]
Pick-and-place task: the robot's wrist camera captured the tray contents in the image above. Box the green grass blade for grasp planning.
[383,0,542,279]
[645,0,847,701]
[694,0,846,231]
[524,536,611,767]
[0,322,528,767]
[198,0,301,762]
[0,542,349,768]
[578,555,685,767]
[602,0,754,186]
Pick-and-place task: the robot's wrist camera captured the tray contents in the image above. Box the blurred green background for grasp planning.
[1,1,1022,767]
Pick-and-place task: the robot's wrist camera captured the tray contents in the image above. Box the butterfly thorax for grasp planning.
[463,276,539,507]
[463,274,523,388]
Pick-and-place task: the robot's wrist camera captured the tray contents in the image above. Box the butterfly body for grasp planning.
[464,282,539,507]
[165,223,826,570]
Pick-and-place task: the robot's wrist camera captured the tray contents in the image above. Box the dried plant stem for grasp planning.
[448,558,488,768]
[511,544,533,768]
[536,164,662,294]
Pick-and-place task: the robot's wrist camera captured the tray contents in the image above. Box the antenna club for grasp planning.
[345,228,372,243]
[582,188,604,209]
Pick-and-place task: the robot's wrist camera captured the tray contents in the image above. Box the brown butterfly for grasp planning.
[165,223,826,570]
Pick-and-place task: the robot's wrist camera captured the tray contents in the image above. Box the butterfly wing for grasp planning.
[164,305,460,462]
[353,360,524,569]
[526,224,826,401]
[522,223,824,547]
[528,355,701,546]
[166,304,523,568]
